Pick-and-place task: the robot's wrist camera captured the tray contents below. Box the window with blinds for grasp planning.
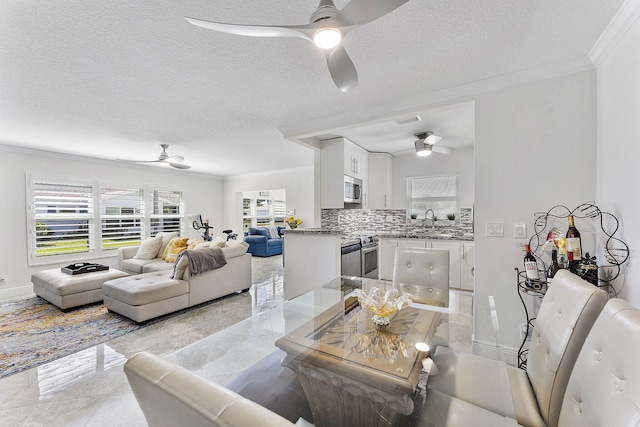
[100,185,144,251]
[31,180,94,259]
[149,189,183,236]
[28,176,185,266]
[407,174,459,220]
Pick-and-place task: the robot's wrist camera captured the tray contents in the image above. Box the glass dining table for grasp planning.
[164,276,515,427]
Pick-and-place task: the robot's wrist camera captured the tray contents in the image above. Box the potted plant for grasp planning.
[447,213,456,224]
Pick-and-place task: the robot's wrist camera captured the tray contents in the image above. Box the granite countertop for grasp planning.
[377,232,474,241]
[284,228,473,242]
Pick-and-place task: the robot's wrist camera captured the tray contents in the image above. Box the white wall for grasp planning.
[0,146,223,298]
[473,70,597,349]
[595,9,640,305]
[391,147,475,212]
[223,166,316,236]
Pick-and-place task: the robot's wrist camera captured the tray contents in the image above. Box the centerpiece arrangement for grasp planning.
[285,216,302,229]
[353,287,413,328]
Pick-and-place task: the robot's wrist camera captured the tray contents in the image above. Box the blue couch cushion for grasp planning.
[248,227,269,238]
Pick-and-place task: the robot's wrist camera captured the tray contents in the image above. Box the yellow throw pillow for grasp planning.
[162,237,189,263]
[187,239,204,250]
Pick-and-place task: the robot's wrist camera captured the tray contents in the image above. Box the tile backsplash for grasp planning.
[321,209,473,236]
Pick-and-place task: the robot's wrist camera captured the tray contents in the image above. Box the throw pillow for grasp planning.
[171,252,190,280]
[221,241,249,258]
[162,237,189,263]
[249,227,269,238]
[133,236,163,260]
[187,239,204,250]
[210,236,227,248]
[265,225,280,239]
[157,231,179,257]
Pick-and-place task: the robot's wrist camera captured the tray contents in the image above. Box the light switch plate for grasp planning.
[486,221,504,237]
[514,223,527,239]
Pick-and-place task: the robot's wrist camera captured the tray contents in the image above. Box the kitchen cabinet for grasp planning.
[344,139,368,180]
[320,137,368,208]
[378,237,474,291]
[367,153,393,209]
[460,241,475,291]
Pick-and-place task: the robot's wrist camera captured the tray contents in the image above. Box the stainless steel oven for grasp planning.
[360,236,378,279]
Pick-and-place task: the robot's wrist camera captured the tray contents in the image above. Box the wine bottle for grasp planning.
[565,215,582,260]
[547,248,560,285]
[566,251,579,275]
[523,244,540,288]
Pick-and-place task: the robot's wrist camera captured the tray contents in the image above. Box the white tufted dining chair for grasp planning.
[425,270,608,427]
[393,247,450,307]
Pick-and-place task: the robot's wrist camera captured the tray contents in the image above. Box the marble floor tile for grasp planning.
[0,255,473,426]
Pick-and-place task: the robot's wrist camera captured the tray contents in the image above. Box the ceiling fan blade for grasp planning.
[432,145,454,154]
[326,45,358,92]
[168,155,184,162]
[333,0,410,27]
[116,158,163,164]
[184,17,313,41]
[170,162,192,170]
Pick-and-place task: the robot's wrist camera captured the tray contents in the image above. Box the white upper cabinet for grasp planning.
[344,139,368,180]
[320,137,368,208]
[368,153,393,209]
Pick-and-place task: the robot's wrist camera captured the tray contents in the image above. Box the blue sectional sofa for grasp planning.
[244,226,284,257]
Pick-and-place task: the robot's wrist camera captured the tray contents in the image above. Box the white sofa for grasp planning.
[104,241,252,322]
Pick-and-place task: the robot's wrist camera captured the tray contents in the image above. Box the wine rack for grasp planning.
[516,202,630,369]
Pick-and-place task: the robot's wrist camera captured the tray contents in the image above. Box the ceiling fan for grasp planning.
[393,132,454,156]
[184,0,410,93]
[118,144,192,169]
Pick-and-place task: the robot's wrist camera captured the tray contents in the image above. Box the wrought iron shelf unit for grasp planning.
[515,202,629,369]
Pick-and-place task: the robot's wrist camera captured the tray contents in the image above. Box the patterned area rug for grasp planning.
[0,297,141,379]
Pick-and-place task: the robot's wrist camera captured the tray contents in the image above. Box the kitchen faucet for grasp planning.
[425,209,436,230]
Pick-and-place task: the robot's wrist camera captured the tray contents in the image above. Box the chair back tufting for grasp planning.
[559,298,640,426]
[393,247,449,307]
[527,270,607,426]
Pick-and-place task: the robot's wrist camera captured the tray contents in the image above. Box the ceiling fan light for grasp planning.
[415,141,432,156]
[313,29,341,49]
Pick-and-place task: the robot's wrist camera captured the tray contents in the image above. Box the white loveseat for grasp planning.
[104,237,252,322]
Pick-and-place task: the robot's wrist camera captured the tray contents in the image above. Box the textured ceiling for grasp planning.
[0,0,624,175]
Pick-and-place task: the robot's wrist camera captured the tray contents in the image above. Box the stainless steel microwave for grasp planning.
[344,175,362,204]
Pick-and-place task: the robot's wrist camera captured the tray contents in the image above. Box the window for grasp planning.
[255,199,271,227]
[407,174,459,220]
[100,184,144,251]
[149,188,183,236]
[28,176,184,265]
[31,179,94,260]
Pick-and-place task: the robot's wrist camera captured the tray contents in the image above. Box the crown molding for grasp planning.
[279,57,595,142]
[589,0,640,67]
[0,143,222,180]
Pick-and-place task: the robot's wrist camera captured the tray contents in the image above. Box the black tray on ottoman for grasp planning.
[61,263,110,275]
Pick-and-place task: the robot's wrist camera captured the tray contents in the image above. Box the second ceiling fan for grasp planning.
[184,0,410,93]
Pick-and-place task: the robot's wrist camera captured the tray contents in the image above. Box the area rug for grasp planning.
[0,297,141,379]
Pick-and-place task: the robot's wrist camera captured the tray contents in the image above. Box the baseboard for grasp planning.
[0,285,34,301]
[471,339,519,367]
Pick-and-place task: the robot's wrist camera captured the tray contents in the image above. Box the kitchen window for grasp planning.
[407,174,459,220]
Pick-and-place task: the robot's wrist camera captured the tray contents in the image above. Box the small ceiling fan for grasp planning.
[393,132,454,156]
[184,0,410,93]
[118,144,192,169]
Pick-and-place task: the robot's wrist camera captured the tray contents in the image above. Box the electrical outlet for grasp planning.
[0,276,6,286]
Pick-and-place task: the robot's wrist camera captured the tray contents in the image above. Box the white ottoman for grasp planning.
[102,272,190,323]
[32,268,129,310]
